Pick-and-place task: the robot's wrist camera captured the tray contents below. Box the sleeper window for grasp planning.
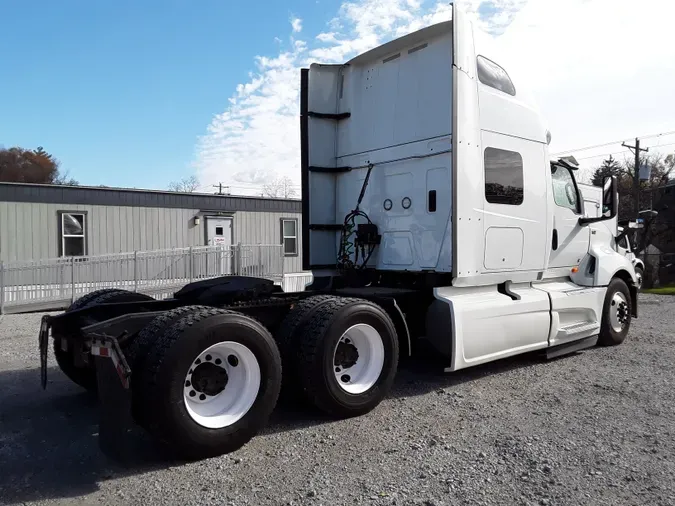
[484,147,524,205]
[476,55,516,96]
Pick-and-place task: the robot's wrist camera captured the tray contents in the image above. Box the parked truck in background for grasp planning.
[579,182,645,288]
[38,4,639,461]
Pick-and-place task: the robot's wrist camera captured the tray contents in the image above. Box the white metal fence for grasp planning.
[0,244,287,314]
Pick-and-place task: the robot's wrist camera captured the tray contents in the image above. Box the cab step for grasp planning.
[557,321,600,339]
[545,335,598,360]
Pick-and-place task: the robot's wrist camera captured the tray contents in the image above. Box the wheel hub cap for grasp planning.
[609,292,629,333]
[334,340,359,369]
[191,362,228,396]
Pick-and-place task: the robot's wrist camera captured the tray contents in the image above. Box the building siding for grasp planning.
[233,211,303,273]
[0,202,305,273]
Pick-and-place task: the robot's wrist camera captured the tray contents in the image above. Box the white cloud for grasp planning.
[194,0,675,194]
[291,17,303,33]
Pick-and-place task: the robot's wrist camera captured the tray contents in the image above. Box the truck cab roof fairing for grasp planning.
[346,21,453,67]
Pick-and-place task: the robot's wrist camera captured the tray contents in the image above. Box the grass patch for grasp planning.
[643,285,675,295]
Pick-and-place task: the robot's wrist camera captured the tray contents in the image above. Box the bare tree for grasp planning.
[262,176,297,198]
[53,168,79,186]
[168,175,200,193]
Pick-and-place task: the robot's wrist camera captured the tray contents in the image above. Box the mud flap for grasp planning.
[39,315,51,390]
[91,339,136,463]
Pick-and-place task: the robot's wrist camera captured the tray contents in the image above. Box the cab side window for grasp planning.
[551,166,581,214]
[484,147,523,205]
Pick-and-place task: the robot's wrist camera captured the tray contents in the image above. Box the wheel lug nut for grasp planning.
[228,355,239,367]
[199,394,206,401]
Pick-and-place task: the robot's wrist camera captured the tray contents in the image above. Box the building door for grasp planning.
[206,217,233,275]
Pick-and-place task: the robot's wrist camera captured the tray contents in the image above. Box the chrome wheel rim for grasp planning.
[609,292,630,333]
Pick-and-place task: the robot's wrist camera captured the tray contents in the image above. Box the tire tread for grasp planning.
[598,277,632,346]
[276,295,339,397]
[135,306,280,459]
[52,289,154,391]
[296,297,387,416]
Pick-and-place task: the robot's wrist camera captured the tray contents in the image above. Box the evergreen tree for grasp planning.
[591,155,622,186]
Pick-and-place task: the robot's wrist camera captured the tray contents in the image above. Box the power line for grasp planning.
[197,182,301,193]
[551,129,675,156]
[552,140,630,157]
[571,141,675,162]
[212,183,230,195]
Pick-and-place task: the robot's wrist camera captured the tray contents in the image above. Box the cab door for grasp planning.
[548,165,590,268]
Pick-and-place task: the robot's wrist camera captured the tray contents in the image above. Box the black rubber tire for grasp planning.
[275,295,340,401]
[133,306,282,460]
[598,277,632,346]
[127,305,213,427]
[635,266,644,290]
[296,297,399,419]
[52,289,155,392]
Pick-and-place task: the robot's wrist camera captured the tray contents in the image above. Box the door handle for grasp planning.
[552,229,558,250]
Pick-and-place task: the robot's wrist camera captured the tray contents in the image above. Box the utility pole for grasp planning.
[621,137,649,220]
[213,183,229,195]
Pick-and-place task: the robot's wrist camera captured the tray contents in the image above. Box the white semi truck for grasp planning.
[39,4,639,460]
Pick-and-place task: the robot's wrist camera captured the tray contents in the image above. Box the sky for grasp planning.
[1,0,674,195]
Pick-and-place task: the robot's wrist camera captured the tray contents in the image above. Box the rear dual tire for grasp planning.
[280,296,399,419]
[131,307,282,460]
[52,289,155,392]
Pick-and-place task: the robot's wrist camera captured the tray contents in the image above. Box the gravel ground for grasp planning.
[1,294,674,506]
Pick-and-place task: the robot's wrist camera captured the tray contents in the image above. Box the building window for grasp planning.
[281,218,298,256]
[484,147,524,205]
[476,55,516,96]
[60,212,87,257]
